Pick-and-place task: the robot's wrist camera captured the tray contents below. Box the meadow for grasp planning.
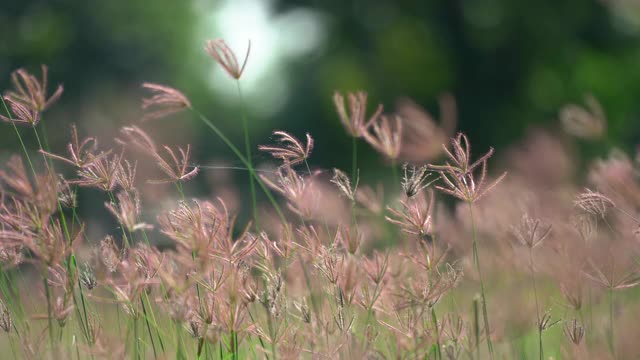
[0,38,639,359]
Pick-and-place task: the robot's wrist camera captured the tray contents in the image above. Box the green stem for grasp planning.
[431,306,442,360]
[351,136,357,182]
[609,285,615,358]
[236,81,258,228]
[191,109,285,222]
[469,202,494,359]
[528,248,542,360]
[44,277,55,351]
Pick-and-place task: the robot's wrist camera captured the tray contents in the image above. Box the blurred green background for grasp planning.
[2,0,640,190]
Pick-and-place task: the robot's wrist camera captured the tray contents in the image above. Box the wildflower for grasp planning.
[205,39,251,80]
[564,319,585,345]
[141,83,191,121]
[386,189,435,239]
[362,114,403,160]
[401,164,435,198]
[560,94,606,140]
[333,91,383,137]
[430,133,506,203]
[258,131,314,166]
[511,214,552,249]
[330,168,358,201]
[105,191,152,232]
[4,65,63,112]
[574,189,615,219]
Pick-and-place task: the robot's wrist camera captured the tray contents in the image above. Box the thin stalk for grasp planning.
[247,308,269,360]
[473,297,480,360]
[236,81,258,227]
[608,284,615,357]
[351,136,357,182]
[141,296,159,360]
[431,306,442,360]
[468,202,494,359]
[191,109,285,222]
[44,277,55,350]
[528,248,543,360]
[134,316,140,360]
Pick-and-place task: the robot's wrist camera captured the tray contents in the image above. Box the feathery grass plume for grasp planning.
[141,82,191,121]
[401,164,436,198]
[261,165,337,221]
[331,168,358,201]
[105,191,152,232]
[41,124,102,168]
[584,260,640,290]
[362,114,403,160]
[431,133,507,203]
[0,155,58,215]
[4,65,63,112]
[158,199,224,256]
[564,319,585,345]
[333,91,383,137]
[147,144,199,184]
[511,214,552,249]
[560,94,606,140]
[79,263,97,290]
[72,150,124,191]
[119,125,199,184]
[258,131,314,166]
[100,235,122,272]
[386,189,435,239]
[355,183,384,214]
[396,94,457,163]
[574,188,615,219]
[205,39,251,80]
[0,98,40,126]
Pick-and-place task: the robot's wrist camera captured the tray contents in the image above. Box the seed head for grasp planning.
[574,189,615,219]
[141,83,191,121]
[330,168,358,201]
[333,91,383,138]
[511,214,552,249]
[401,164,435,198]
[560,94,606,140]
[0,97,40,126]
[363,114,403,160]
[259,131,314,166]
[80,263,97,290]
[563,319,585,345]
[4,64,63,112]
[205,39,251,80]
[431,133,506,203]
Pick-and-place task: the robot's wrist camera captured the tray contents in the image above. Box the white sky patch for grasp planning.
[196,0,327,119]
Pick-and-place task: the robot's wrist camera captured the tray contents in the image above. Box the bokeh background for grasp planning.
[2,0,640,203]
